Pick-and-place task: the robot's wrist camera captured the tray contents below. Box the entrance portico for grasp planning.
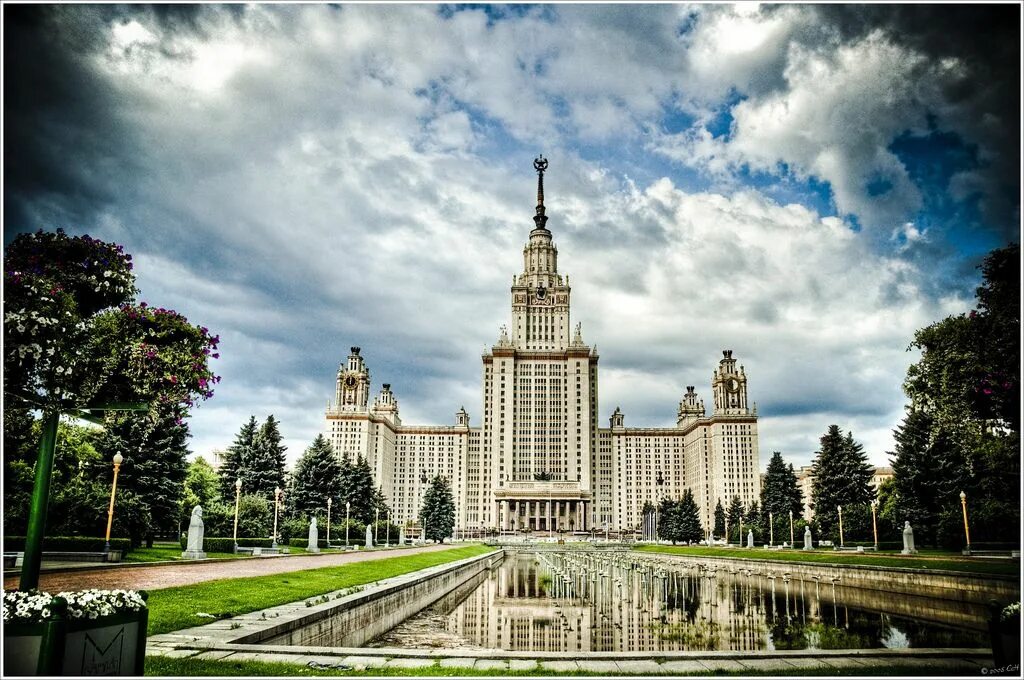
[495,481,592,534]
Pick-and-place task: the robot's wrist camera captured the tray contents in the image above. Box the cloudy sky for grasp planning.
[5,4,1020,470]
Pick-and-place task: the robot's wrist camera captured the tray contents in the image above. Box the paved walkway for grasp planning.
[4,544,460,592]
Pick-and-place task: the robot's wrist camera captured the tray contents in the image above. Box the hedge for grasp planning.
[3,536,132,554]
[178,536,275,552]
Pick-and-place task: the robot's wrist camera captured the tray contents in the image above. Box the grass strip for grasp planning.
[634,545,1019,575]
[145,655,966,677]
[123,548,242,563]
[146,545,493,636]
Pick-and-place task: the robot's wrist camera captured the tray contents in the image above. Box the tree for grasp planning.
[220,416,257,499]
[811,426,873,541]
[676,490,703,544]
[95,401,190,546]
[258,415,288,490]
[887,408,956,546]
[421,475,455,542]
[657,498,681,544]
[726,495,744,542]
[180,456,221,529]
[290,435,343,518]
[343,455,377,524]
[713,499,726,539]
[246,430,281,499]
[236,494,273,538]
[895,243,1020,546]
[760,451,804,541]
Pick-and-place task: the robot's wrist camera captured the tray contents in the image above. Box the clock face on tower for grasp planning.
[345,375,357,388]
[726,377,740,393]
[535,286,547,300]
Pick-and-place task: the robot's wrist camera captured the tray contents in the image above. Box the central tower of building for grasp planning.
[473,157,598,533]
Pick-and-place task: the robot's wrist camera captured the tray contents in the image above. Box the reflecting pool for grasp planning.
[367,553,989,652]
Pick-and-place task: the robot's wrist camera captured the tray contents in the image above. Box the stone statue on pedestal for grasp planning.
[307,517,320,553]
[181,505,207,560]
[747,530,754,548]
[901,521,918,554]
[365,525,374,549]
[803,525,813,551]
[399,527,406,546]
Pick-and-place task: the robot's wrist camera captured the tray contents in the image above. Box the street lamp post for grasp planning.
[374,507,380,546]
[327,498,332,547]
[870,500,878,550]
[789,510,794,548]
[272,487,281,549]
[420,471,429,543]
[960,491,971,555]
[769,511,774,546]
[655,471,665,543]
[104,452,124,552]
[386,511,390,548]
[739,516,744,548]
[233,479,242,552]
[345,501,350,549]
[837,505,844,548]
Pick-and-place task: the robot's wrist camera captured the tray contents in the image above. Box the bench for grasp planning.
[234,547,284,556]
[3,551,122,568]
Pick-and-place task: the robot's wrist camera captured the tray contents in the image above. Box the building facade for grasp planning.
[324,159,760,535]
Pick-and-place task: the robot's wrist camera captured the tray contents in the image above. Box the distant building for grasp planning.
[207,448,228,470]
[796,464,891,521]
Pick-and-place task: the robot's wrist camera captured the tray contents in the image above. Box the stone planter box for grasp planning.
[3,598,148,676]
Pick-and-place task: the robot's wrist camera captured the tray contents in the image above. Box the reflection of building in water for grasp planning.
[376,554,987,652]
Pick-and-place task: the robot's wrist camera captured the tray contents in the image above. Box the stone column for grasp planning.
[501,500,509,531]
[546,499,551,533]
[555,501,561,532]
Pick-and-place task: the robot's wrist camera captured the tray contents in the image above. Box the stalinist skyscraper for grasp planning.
[324,158,760,536]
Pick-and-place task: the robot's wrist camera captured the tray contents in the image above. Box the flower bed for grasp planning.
[3,589,148,676]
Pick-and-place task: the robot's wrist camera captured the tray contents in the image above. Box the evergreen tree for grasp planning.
[760,451,804,540]
[220,416,257,499]
[421,475,455,542]
[343,455,377,524]
[744,500,764,540]
[259,415,288,489]
[95,401,190,546]
[677,490,703,544]
[713,499,726,539]
[372,485,391,517]
[726,495,744,542]
[290,435,343,518]
[810,425,873,541]
[657,498,681,544]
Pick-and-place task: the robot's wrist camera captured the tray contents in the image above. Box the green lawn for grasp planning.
[145,655,961,677]
[634,545,1020,575]
[146,545,494,635]
[123,547,242,563]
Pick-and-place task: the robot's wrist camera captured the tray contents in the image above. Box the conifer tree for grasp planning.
[713,499,726,538]
[811,425,873,540]
[343,455,377,524]
[677,490,703,544]
[656,498,680,543]
[259,415,288,489]
[95,401,190,546]
[290,435,343,518]
[726,495,744,542]
[246,430,282,499]
[760,451,804,538]
[220,416,257,499]
[421,475,455,542]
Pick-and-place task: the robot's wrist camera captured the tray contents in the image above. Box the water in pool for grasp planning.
[367,552,989,652]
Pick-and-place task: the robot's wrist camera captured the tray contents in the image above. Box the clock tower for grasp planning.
[712,349,749,415]
[335,346,371,411]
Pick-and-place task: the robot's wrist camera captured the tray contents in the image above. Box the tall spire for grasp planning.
[533,155,549,230]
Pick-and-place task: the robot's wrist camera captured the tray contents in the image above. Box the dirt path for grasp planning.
[4,544,463,593]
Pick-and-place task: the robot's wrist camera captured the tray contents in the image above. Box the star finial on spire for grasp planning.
[533,155,549,230]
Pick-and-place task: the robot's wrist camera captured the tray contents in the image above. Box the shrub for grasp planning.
[3,536,132,555]
[177,536,275,552]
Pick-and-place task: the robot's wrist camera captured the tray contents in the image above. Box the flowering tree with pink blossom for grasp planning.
[4,229,220,588]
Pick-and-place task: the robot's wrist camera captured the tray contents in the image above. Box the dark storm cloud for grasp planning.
[810,3,1021,235]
